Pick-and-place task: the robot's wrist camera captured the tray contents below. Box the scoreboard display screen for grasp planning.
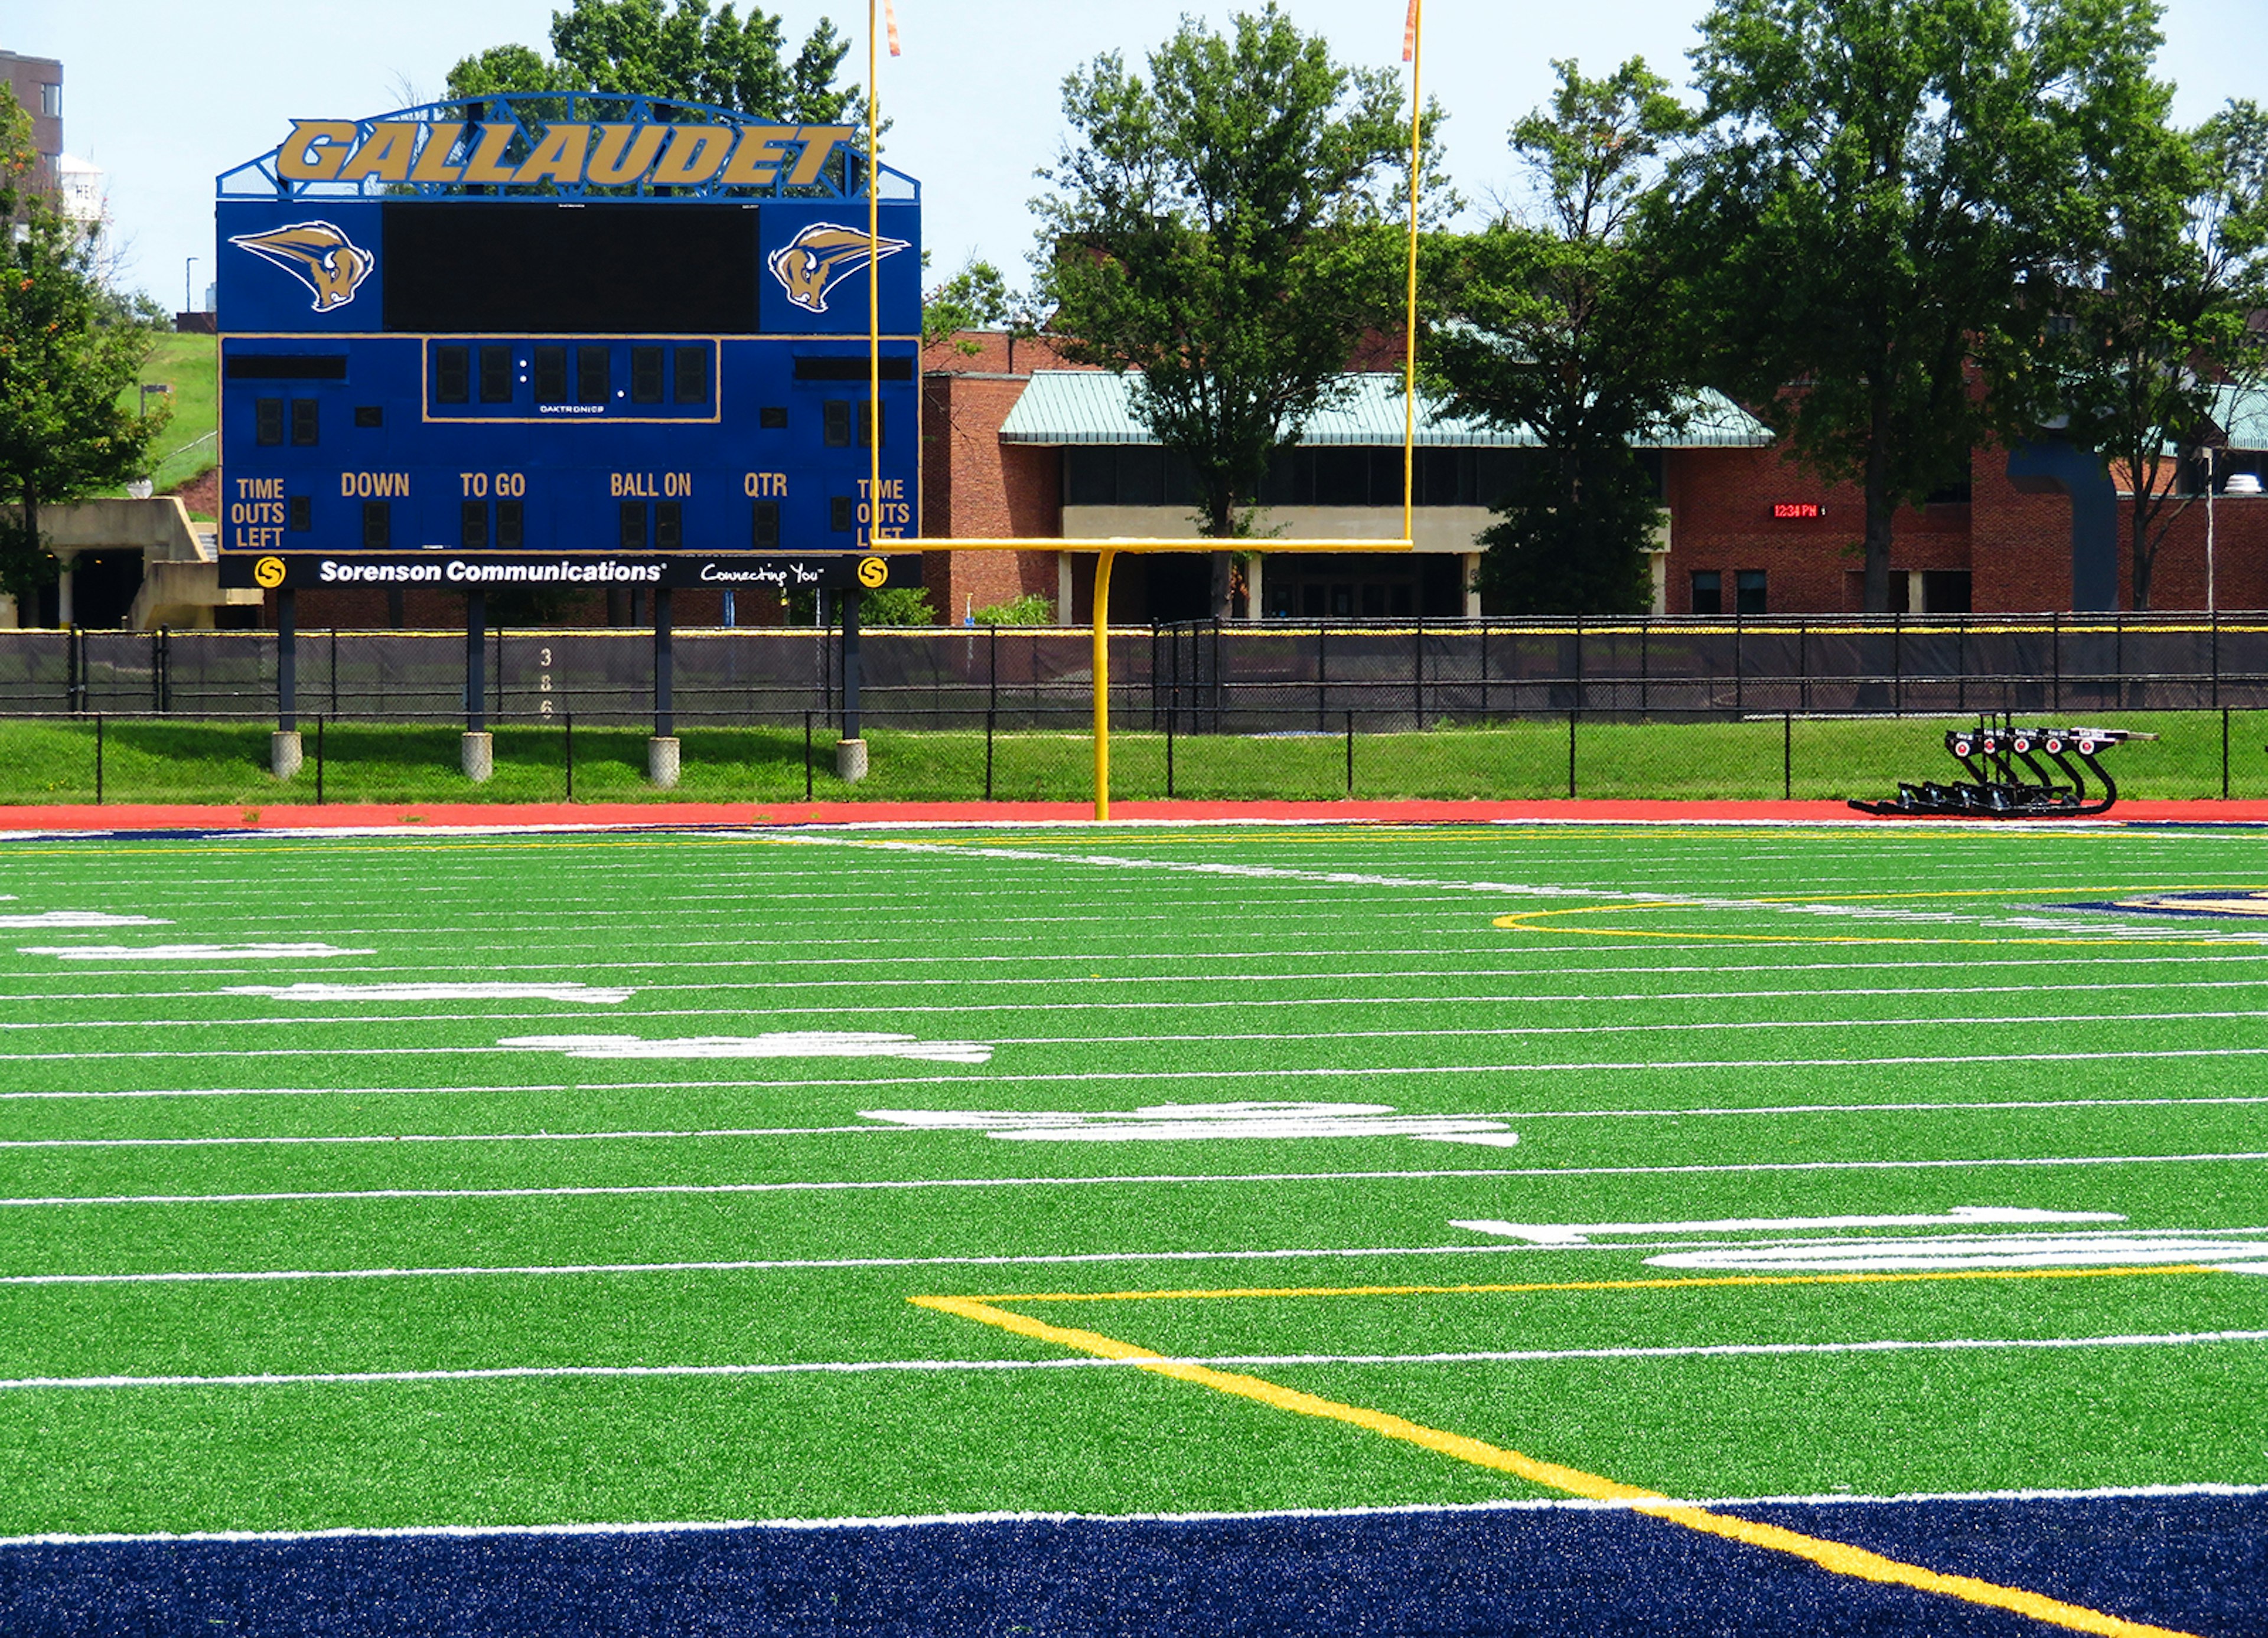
[214,100,921,590]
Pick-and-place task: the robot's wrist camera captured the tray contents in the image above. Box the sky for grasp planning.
[8,0,2262,311]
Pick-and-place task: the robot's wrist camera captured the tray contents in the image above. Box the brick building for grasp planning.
[921,332,2268,621]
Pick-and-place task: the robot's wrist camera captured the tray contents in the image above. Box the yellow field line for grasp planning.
[911,1291,2204,1637]
[964,1264,2212,1305]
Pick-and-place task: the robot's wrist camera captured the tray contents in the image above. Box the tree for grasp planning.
[0,102,167,604]
[2054,101,2268,608]
[447,0,853,123]
[1428,58,1696,614]
[1032,4,1428,616]
[1671,0,2175,610]
[921,257,1037,358]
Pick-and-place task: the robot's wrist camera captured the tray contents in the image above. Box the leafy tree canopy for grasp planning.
[0,101,167,602]
[446,0,854,124]
[1671,0,2175,611]
[1032,3,1436,610]
[1428,58,1696,614]
[2053,99,2268,606]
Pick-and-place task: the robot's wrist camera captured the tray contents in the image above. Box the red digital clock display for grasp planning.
[1772,502,1825,519]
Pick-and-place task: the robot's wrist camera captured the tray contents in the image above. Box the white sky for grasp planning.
[9,0,2261,309]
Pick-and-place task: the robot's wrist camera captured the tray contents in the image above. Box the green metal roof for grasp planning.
[998,370,1773,449]
[2215,384,2268,452]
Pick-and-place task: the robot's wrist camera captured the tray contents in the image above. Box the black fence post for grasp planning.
[1413,612,1424,727]
[564,710,574,802]
[1568,709,1578,799]
[1317,622,1328,732]
[93,712,102,804]
[1165,704,1174,799]
[2051,612,2061,714]
[330,627,339,716]
[1345,710,1354,798]
[276,590,298,733]
[1893,614,1904,716]
[988,623,998,716]
[315,714,325,805]
[985,708,996,801]
[2212,611,2221,710]
[66,623,77,713]
[151,629,162,712]
[1732,611,1742,713]
[653,586,674,740]
[804,710,814,800]
[2223,707,2231,801]
[1784,710,1793,801]
[465,590,487,734]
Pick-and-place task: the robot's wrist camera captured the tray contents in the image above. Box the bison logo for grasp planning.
[229,220,374,313]
[767,222,908,315]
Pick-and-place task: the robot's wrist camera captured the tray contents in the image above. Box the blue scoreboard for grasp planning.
[214,95,921,598]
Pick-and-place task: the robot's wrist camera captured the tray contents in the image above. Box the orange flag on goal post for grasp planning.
[884,0,902,56]
[1402,0,1418,61]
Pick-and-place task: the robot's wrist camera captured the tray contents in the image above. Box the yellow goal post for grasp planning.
[862,1,1428,820]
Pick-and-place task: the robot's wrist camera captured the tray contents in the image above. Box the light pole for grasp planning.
[2205,446,2217,614]
[184,256,197,314]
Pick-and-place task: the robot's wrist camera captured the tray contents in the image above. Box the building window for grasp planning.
[751,499,780,548]
[823,400,852,448]
[290,399,319,446]
[461,500,488,550]
[674,345,710,405]
[829,496,854,532]
[618,501,646,551]
[361,501,390,549]
[288,496,311,531]
[576,345,610,406]
[479,345,513,403]
[254,398,284,447]
[654,501,683,550]
[40,84,60,119]
[496,500,524,549]
[533,345,568,404]
[631,346,664,404]
[1735,570,1768,615]
[1690,570,1722,615]
[434,346,470,404]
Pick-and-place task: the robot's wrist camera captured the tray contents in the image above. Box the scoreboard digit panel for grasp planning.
[216,105,920,576]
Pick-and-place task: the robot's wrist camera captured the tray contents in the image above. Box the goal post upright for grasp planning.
[872,2,1427,820]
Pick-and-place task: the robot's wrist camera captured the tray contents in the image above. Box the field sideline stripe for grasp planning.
[972,1264,2212,1303]
[913,1294,2201,1638]
[5,1480,2266,1550]
[6,1325,2264,1392]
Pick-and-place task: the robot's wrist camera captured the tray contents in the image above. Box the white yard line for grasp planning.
[7,1329,2266,1394]
[6,1479,2267,1549]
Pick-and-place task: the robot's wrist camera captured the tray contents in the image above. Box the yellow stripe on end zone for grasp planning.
[911,1292,2204,1638]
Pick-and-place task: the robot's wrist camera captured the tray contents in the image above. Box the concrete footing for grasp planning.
[270,730,302,782]
[461,731,494,783]
[648,736,681,789]
[836,737,869,784]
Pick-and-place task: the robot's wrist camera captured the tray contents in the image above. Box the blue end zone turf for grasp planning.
[6,1495,2262,1636]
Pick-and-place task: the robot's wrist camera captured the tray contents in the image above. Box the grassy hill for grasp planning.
[96,331,217,503]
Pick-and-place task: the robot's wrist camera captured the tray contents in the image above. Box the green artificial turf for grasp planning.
[6,710,2268,805]
[1,822,2266,1535]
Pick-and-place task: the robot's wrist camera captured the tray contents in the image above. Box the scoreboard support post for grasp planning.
[271,589,302,782]
[836,591,866,784]
[649,589,679,789]
[462,592,492,784]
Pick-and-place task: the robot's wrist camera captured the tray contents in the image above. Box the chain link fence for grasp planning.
[12,614,2268,726]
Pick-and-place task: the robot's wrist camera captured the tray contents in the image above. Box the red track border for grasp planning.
[5,798,2268,831]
